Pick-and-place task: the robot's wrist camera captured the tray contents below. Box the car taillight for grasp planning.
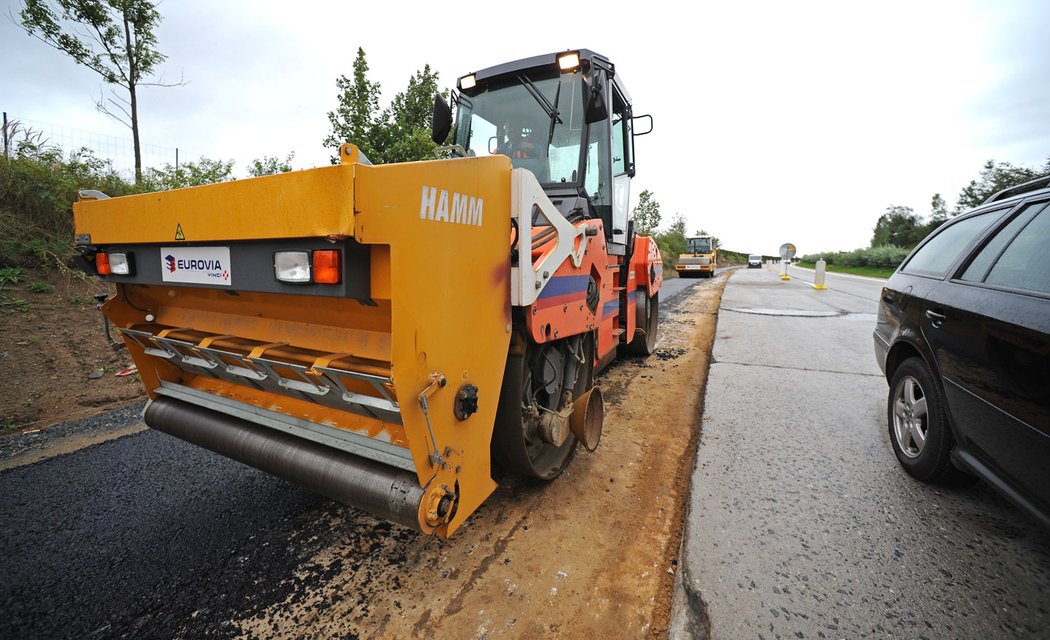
[312,250,341,284]
[95,252,111,275]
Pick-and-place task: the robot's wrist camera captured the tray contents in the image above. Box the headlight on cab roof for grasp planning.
[458,74,476,91]
[558,51,581,72]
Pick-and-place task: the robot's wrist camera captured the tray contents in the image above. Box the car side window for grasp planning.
[901,210,1000,278]
[960,202,1047,282]
[982,206,1050,294]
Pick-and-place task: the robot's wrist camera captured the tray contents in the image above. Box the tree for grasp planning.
[378,64,445,163]
[632,189,661,234]
[324,52,445,165]
[929,193,948,223]
[247,153,295,177]
[323,48,382,163]
[955,159,1048,213]
[871,205,922,248]
[142,157,234,190]
[19,0,181,183]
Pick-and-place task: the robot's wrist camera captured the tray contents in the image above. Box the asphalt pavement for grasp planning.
[669,265,1050,638]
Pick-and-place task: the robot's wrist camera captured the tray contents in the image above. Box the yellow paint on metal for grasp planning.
[74,165,357,244]
[85,146,515,537]
[353,154,513,536]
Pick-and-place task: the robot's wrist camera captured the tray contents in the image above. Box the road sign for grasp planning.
[779,243,796,260]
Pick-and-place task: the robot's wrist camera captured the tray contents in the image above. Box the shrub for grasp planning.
[0,146,139,268]
[801,245,910,269]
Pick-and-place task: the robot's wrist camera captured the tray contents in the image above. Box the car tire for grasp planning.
[887,357,975,486]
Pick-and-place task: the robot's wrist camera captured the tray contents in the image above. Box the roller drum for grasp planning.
[144,397,423,531]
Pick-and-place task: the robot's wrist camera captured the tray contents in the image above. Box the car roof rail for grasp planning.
[982,173,1050,205]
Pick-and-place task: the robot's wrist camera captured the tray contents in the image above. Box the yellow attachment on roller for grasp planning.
[76,144,513,536]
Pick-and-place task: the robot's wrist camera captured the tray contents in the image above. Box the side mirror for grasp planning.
[431,93,453,144]
[583,72,608,124]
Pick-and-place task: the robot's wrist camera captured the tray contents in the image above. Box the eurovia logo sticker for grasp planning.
[160,247,232,286]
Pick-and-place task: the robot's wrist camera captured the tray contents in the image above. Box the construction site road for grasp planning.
[0,273,723,640]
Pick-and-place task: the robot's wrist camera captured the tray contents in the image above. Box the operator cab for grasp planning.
[432,50,652,256]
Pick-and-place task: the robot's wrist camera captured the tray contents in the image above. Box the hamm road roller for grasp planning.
[73,50,662,537]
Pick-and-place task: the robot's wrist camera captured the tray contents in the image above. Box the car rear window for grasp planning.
[901,210,1000,278]
[960,202,1046,282]
[984,206,1050,294]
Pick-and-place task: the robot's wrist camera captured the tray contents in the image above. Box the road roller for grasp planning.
[72,49,662,537]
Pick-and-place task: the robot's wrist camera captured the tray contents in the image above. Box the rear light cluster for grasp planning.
[92,249,341,285]
[274,250,341,284]
[94,252,135,275]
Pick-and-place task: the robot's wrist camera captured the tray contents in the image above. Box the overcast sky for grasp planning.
[4,0,1049,254]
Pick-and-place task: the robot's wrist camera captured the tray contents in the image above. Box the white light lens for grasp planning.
[459,74,476,90]
[274,251,311,283]
[109,253,131,275]
[558,52,581,71]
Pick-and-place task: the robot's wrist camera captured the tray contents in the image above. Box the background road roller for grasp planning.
[73,50,662,537]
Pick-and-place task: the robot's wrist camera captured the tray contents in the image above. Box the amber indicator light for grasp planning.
[312,250,341,284]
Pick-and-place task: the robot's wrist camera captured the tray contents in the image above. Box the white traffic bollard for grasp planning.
[814,259,828,290]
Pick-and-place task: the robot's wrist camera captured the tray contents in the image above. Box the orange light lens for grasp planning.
[95,252,111,275]
[312,250,341,284]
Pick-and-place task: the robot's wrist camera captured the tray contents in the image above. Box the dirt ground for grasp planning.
[0,268,144,434]
[232,277,727,639]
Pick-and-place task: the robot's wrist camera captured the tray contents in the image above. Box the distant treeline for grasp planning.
[801,157,1050,270]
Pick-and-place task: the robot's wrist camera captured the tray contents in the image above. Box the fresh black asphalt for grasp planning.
[0,428,420,638]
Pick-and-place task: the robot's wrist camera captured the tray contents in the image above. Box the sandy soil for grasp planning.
[234,276,727,639]
[0,269,144,434]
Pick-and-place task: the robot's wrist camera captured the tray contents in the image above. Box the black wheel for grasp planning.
[492,334,594,480]
[625,291,659,356]
[887,358,974,485]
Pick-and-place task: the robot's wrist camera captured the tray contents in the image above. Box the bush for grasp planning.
[0,145,140,268]
[801,245,911,269]
[0,143,241,269]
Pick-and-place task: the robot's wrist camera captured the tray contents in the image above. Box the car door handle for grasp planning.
[925,309,946,325]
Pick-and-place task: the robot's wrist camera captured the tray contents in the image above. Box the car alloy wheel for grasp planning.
[891,375,928,458]
[886,357,974,485]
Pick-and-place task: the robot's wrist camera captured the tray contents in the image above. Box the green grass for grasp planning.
[26,282,55,293]
[0,294,29,314]
[795,262,895,279]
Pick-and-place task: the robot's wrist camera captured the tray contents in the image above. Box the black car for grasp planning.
[874,175,1050,528]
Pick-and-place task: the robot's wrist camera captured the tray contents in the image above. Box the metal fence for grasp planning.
[2,111,179,177]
